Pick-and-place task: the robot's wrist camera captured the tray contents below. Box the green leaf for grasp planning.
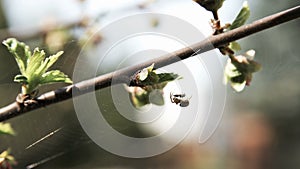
[138,68,149,81]
[40,70,72,84]
[224,50,261,92]
[2,38,32,74]
[146,63,155,72]
[21,48,48,93]
[137,63,155,81]
[229,1,250,30]
[14,74,28,84]
[25,48,46,77]
[157,73,180,83]
[3,38,72,95]
[37,51,64,75]
[146,71,160,83]
[229,41,242,52]
[128,63,180,107]
[0,123,16,136]
[137,72,179,87]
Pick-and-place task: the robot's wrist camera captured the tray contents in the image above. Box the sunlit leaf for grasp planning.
[146,63,155,72]
[128,63,180,107]
[37,51,64,75]
[25,48,46,77]
[229,1,250,30]
[138,68,149,81]
[2,38,31,74]
[0,123,15,136]
[40,70,72,84]
[224,49,261,92]
[3,38,72,95]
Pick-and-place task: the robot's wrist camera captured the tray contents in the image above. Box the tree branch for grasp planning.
[0,5,299,122]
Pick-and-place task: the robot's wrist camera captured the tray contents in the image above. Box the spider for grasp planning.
[170,92,191,107]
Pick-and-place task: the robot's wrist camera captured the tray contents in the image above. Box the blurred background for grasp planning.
[0,0,299,169]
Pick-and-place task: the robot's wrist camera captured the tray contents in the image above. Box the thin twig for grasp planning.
[0,21,80,41]
[0,5,299,122]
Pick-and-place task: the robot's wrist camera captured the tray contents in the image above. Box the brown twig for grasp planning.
[0,5,299,122]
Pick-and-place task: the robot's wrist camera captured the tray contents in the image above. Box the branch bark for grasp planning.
[0,5,299,122]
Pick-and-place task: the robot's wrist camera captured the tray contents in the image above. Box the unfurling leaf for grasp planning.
[0,123,15,136]
[229,1,250,30]
[26,48,46,76]
[14,75,28,84]
[40,70,72,84]
[130,63,179,87]
[127,63,180,107]
[37,51,64,75]
[138,63,154,81]
[2,38,32,74]
[224,50,261,92]
[138,68,149,81]
[2,38,72,96]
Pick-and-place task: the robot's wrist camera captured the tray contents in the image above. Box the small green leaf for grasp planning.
[224,50,261,92]
[3,38,72,95]
[229,1,250,30]
[137,72,179,87]
[2,38,31,74]
[0,123,16,136]
[137,63,155,81]
[229,41,242,52]
[157,73,180,83]
[40,70,72,84]
[25,48,46,77]
[138,68,149,81]
[14,74,28,84]
[145,71,160,83]
[128,63,180,107]
[146,63,155,72]
[37,51,64,75]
